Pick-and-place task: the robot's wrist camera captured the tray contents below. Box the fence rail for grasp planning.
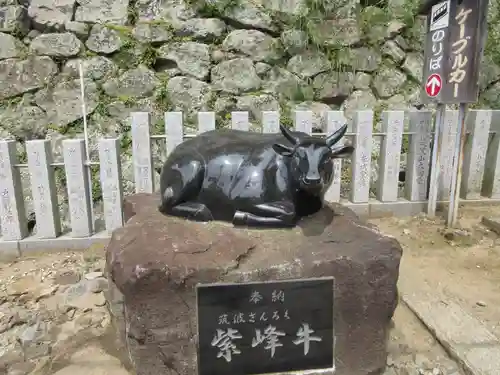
[1,109,500,255]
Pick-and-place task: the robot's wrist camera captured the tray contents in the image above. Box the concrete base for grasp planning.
[402,284,500,375]
[2,198,500,257]
[0,231,110,259]
[481,216,500,235]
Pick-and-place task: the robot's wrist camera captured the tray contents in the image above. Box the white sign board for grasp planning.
[429,0,451,31]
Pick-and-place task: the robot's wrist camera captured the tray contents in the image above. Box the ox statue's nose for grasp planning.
[304,177,321,185]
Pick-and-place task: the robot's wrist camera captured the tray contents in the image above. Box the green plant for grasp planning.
[289,83,314,102]
[151,118,165,134]
[54,166,67,189]
[127,0,139,25]
[0,97,22,110]
[116,95,137,107]
[123,37,137,53]
[64,118,86,136]
[484,4,500,67]
[120,130,133,151]
[154,81,171,112]
[186,0,240,17]
[94,89,117,117]
[396,0,421,27]
[373,102,388,130]
[10,25,27,40]
[47,123,64,132]
[401,134,410,154]
[139,19,173,26]
[17,148,28,163]
[138,44,158,68]
[280,0,351,49]
[104,24,134,35]
[90,166,103,202]
[94,102,111,117]
[84,49,98,57]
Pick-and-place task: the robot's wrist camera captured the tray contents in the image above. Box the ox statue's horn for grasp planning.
[279,124,299,145]
[325,123,348,148]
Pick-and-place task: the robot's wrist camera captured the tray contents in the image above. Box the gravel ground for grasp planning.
[0,237,466,375]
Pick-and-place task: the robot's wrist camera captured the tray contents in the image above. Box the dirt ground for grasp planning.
[1,204,498,375]
[370,205,500,341]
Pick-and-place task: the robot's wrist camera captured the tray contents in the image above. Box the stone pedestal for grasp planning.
[105,193,402,375]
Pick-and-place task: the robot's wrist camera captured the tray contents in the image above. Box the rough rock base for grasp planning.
[105,193,403,375]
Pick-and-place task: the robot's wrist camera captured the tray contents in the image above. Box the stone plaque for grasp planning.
[196,277,334,375]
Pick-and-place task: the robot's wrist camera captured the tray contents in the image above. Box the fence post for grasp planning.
[483,112,500,199]
[26,140,61,238]
[0,141,27,240]
[262,111,280,133]
[165,112,184,156]
[377,110,404,202]
[131,112,154,194]
[324,111,347,203]
[198,112,216,133]
[99,138,124,233]
[405,110,433,201]
[350,110,373,203]
[294,111,313,134]
[63,139,93,238]
[438,110,459,200]
[232,112,249,131]
[461,110,491,199]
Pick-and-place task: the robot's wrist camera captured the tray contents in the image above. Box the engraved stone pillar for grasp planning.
[106,193,402,375]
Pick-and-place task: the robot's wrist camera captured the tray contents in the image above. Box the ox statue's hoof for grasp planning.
[232,211,247,226]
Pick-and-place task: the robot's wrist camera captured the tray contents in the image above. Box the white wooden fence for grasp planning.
[1,109,499,255]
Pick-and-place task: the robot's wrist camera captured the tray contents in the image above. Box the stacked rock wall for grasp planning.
[1,0,500,231]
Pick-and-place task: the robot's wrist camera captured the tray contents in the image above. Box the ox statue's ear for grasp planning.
[330,145,354,159]
[272,143,294,156]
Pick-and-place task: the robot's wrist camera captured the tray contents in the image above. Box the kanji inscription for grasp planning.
[196,277,334,375]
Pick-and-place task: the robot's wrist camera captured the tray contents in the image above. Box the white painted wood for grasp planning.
[165,112,184,156]
[63,139,92,238]
[0,141,27,240]
[377,111,404,202]
[405,110,433,201]
[99,138,124,233]
[324,111,348,203]
[131,112,154,194]
[231,111,249,131]
[461,110,491,199]
[198,112,216,133]
[26,140,61,238]
[262,111,280,133]
[350,110,373,203]
[294,111,313,134]
[438,110,459,200]
[483,112,500,199]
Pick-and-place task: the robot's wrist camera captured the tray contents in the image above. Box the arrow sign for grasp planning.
[425,74,442,97]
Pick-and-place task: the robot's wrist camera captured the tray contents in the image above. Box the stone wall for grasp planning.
[1,0,500,231]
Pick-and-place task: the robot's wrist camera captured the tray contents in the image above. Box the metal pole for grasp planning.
[427,103,445,217]
[447,103,468,227]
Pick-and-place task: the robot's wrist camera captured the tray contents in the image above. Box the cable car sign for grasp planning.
[421,0,489,104]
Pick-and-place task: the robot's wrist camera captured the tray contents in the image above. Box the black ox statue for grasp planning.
[159,124,354,228]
